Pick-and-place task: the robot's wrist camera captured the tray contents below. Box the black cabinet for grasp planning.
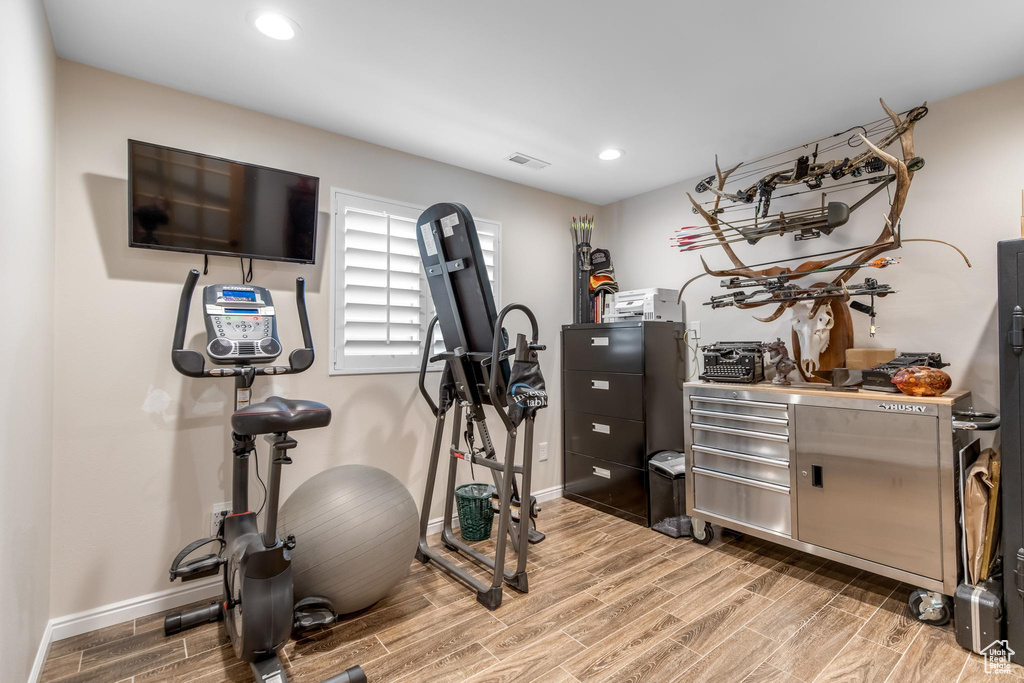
[998,239,1024,663]
[561,321,685,525]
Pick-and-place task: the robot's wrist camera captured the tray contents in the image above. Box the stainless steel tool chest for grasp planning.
[685,381,973,596]
[561,321,685,525]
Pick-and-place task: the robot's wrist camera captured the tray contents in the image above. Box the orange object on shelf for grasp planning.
[893,365,952,397]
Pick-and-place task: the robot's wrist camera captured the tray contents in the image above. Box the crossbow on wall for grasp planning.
[676,98,971,379]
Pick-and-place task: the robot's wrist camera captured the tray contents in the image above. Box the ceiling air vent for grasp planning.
[506,153,550,170]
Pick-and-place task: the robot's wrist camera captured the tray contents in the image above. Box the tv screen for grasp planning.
[128,140,319,263]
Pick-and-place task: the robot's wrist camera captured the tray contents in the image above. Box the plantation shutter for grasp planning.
[332,190,500,375]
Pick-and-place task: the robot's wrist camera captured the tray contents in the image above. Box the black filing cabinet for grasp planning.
[561,321,685,525]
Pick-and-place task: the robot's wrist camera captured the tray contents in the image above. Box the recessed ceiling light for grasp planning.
[253,12,297,40]
[598,149,623,161]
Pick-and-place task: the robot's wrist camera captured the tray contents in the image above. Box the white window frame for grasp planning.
[329,188,501,375]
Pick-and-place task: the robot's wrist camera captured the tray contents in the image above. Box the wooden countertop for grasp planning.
[684,381,970,406]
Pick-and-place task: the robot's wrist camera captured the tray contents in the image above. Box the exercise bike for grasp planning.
[163,269,365,683]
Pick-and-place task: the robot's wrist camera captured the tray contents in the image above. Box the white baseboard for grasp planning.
[30,485,563,682]
[29,577,221,682]
[52,576,222,642]
[28,619,53,683]
[425,484,563,535]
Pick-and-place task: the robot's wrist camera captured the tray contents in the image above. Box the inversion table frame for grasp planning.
[414,202,545,609]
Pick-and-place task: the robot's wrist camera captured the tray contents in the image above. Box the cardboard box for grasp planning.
[845,348,897,369]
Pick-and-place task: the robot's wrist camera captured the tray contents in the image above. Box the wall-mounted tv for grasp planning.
[128,140,319,264]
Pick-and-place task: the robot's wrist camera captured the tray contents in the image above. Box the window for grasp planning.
[330,190,500,374]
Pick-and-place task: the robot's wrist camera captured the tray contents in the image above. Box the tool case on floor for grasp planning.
[955,576,1004,654]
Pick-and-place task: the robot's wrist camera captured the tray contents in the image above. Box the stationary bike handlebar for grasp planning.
[171,269,315,378]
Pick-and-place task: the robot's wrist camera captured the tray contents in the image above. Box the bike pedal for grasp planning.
[171,554,225,581]
[293,595,337,637]
[293,609,336,638]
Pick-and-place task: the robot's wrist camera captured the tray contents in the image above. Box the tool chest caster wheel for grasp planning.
[691,518,714,545]
[908,589,951,626]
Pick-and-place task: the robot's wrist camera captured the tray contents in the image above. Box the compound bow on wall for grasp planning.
[675,98,971,379]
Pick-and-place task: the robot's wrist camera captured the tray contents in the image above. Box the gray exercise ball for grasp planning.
[279,465,419,615]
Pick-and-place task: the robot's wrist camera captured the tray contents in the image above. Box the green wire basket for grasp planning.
[455,483,495,542]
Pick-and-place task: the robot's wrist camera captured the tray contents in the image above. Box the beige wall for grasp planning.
[52,61,594,617]
[1,0,56,675]
[49,54,1024,622]
[603,76,1024,418]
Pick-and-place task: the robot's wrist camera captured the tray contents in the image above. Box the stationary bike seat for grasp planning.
[232,396,332,435]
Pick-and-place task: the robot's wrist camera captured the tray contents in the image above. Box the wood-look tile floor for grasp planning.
[40,498,1024,682]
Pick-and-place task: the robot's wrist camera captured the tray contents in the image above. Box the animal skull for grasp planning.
[791,302,834,375]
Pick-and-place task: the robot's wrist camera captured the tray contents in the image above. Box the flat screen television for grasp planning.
[128,140,319,263]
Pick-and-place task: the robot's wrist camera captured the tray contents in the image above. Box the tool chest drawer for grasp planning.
[563,411,645,468]
[563,326,644,374]
[689,407,789,437]
[690,395,789,420]
[691,423,790,461]
[563,370,644,421]
[692,444,790,487]
[564,450,647,519]
[692,467,791,536]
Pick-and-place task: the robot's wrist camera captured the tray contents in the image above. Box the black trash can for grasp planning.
[648,451,690,538]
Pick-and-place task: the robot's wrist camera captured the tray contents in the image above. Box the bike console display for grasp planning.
[203,285,282,363]
[172,269,314,379]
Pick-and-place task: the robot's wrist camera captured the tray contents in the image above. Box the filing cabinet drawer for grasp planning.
[564,451,647,518]
[564,411,645,468]
[692,467,791,536]
[563,326,643,373]
[564,370,643,421]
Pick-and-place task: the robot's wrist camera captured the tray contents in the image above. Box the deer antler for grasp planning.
[751,303,790,323]
[880,97,917,166]
[687,156,745,268]
[677,157,743,302]
[818,132,913,293]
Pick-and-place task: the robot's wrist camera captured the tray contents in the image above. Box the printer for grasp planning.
[604,288,681,322]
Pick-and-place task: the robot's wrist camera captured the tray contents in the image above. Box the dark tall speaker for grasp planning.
[998,238,1024,662]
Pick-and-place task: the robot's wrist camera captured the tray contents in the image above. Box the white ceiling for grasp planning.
[43,0,1024,205]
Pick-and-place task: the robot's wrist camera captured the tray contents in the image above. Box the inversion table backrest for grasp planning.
[417,202,508,405]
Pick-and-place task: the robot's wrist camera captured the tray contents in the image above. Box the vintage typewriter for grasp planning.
[862,352,949,392]
[699,342,765,384]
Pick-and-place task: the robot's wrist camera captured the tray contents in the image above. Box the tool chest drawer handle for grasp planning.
[593,466,611,479]
[690,408,789,426]
[591,379,610,390]
[591,337,609,346]
[692,423,790,442]
[693,466,790,493]
[592,423,611,434]
[692,445,789,468]
[691,396,788,410]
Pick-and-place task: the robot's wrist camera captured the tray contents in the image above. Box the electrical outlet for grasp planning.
[688,320,702,340]
[211,502,231,537]
[538,442,548,461]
